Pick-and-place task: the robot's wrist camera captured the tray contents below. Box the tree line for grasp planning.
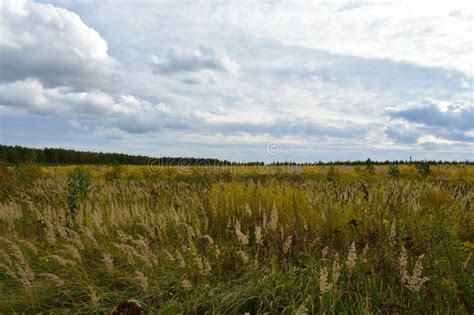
[0,144,471,166]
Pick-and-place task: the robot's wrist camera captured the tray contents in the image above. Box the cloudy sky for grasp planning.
[0,0,472,162]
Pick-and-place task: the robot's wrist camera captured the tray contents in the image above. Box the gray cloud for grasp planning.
[386,99,473,131]
[150,46,239,76]
[385,98,474,144]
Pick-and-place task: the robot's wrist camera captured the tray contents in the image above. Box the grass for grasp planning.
[0,164,473,314]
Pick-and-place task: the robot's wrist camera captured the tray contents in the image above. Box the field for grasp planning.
[0,164,473,314]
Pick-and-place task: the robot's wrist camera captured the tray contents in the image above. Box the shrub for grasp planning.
[67,167,91,220]
[416,162,431,177]
[15,162,42,188]
[365,159,375,175]
[388,164,400,178]
[326,166,340,182]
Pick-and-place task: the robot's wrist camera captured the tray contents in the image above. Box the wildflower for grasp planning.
[399,245,408,284]
[235,220,249,246]
[321,246,329,258]
[295,297,310,315]
[237,250,249,264]
[346,241,357,271]
[283,235,293,254]
[319,266,332,294]
[405,254,429,292]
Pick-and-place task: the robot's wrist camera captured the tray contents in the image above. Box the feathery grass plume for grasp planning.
[399,245,408,284]
[255,226,263,246]
[113,243,138,265]
[62,244,82,262]
[88,285,100,305]
[237,250,249,264]
[81,226,99,247]
[201,234,214,246]
[40,273,64,286]
[137,223,156,240]
[117,230,135,243]
[18,240,39,255]
[302,217,309,232]
[163,249,175,262]
[102,251,114,273]
[48,255,75,267]
[0,263,17,280]
[0,237,35,282]
[132,238,158,266]
[283,235,293,254]
[268,203,279,232]
[262,210,267,230]
[64,227,85,250]
[135,271,148,293]
[295,296,310,315]
[319,266,332,294]
[235,220,249,246]
[405,254,430,292]
[244,203,252,217]
[181,279,193,290]
[332,254,341,283]
[462,252,472,271]
[194,255,206,274]
[203,256,212,274]
[361,243,369,263]
[0,249,12,266]
[389,219,397,247]
[346,241,357,271]
[176,250,186,268]
[44,220,57,247]
[214,245,221,259]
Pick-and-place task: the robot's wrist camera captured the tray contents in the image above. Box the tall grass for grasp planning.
[0,165,473,313]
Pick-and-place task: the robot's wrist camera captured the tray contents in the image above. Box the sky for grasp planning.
[0,0,473,162]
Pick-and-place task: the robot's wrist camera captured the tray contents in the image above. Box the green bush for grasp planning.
[67,167,91,220]
[388,164,400,178]
[416,162,431,177]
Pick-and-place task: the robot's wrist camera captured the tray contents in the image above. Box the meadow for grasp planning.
[0,163,473,314]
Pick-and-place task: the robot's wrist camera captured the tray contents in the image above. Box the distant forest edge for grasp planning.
[0,144,472,165]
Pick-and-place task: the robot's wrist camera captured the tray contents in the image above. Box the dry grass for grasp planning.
[0,164,473,313]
